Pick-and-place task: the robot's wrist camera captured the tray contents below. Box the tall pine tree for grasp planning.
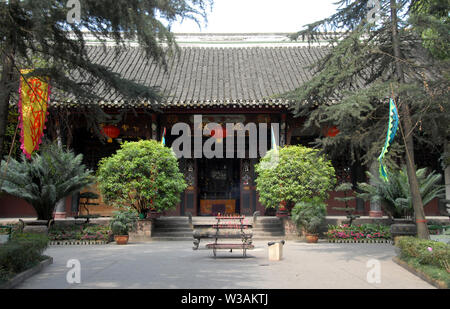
[0,0,212,156]
[287,0,449,239]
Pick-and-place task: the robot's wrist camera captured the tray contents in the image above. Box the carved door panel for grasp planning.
[240,159,256,216]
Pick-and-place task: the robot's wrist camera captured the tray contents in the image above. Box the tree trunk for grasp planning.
[0,45,14,158]
[0,0,19,158]
[390,0,429,239]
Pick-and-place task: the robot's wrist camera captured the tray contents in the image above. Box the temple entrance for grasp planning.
[197,158,240,216]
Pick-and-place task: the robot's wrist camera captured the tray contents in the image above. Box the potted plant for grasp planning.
[110,209,138,245]
[97,140,187,217]
[291,197,327,243]
[255,145,336,216]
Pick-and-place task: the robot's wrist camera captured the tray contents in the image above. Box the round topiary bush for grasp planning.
[255,145,336,210]
[97,140,187,216]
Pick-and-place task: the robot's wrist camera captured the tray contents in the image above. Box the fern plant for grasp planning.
[357,166,445,219]
[0,143,94,220]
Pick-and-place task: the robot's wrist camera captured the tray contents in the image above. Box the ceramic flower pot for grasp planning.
[114,235,129,245]
[305,233,319,243]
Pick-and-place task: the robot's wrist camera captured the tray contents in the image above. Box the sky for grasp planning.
[169,0,340,33]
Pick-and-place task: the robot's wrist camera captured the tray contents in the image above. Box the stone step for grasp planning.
[151,237,193,241]
[252,232,285,237]
[252,229,283,233]
[251,237,286,241]
[154,226,193,233]
[152,232,193,238]
[154,222,191,227]
[255,217,282,222]
[154,217,190,223]
[253,224,283,229]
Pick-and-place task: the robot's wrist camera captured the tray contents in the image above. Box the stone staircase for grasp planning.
[151,217,193,241]
[152,216,286,241]
[252,216,285,240]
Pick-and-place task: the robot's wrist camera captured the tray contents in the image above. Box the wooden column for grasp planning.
[151,114,158,140]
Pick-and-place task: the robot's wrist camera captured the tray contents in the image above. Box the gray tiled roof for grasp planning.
[53,45,329,109]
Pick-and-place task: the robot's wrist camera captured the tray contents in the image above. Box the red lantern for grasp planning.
[325,126,340,137]
[210,126,227,143]
[101,125,120,143]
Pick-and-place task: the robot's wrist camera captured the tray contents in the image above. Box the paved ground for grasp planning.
[16,240,434,289]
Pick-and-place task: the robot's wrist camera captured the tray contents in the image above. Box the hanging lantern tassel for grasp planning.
[101,125,120,143]
[378,98,399,182]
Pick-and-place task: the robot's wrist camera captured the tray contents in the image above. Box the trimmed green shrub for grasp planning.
[48,224,111,241]
[0,233,48,282]
[255,145,336,210]
[396,236,450,269]
[97,140,186,215]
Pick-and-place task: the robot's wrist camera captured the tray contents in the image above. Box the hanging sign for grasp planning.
[378,98,399,181]
[18,69,50,159]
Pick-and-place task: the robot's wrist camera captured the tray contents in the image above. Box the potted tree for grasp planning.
[110,209,138,245]
[97,140,187,216]
[97,140,186,240]
[255,145,335,218]
[291,197,327,243]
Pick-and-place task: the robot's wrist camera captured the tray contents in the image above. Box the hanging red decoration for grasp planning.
[211,127,226,138]
[325,126,340,137]
[211,126,227,143]
[101,125,120,143]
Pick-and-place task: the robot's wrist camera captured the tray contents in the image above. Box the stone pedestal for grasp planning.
[369,210,383,218]
[268,242,283,261]
[129,219,153,242]
[281,217,301,240]
[54,199,66,219]
[369,162,383,217]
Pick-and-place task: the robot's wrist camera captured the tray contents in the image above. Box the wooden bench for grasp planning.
[202,215,253,258]
[193,228,252,250]
[206,243,255,257]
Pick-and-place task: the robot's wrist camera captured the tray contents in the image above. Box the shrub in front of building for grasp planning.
[0,143,94,220]
[255,145,336,211]
[97,140,187,216]
[395,236,450,287]
[0,233,49,284]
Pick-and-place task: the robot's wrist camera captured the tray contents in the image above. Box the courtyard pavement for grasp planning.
[16,240,434,289]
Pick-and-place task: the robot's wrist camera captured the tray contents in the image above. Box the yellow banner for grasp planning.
[19,69,50,158]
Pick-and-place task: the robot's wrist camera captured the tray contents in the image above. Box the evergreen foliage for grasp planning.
[255,145,336,209]
[0,143,94,220]
[0,0,212,156]
[110,208,138,236]
[97,140,186,215]
[291,197,327,234]
[286,0,449,166]
[357,166,445,218]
